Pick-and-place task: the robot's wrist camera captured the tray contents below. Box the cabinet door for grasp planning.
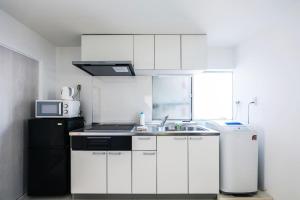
[81,35,133,61]
[132,151,156,194]
[188,136,219,194]
[155,35,181,69]
[181,35,207,70]
[157,136,188,194]
[71,151,106,194]
[107,151,131,193]
[134,35,154,69]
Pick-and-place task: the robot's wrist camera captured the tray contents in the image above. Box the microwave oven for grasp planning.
[35,100,80,118]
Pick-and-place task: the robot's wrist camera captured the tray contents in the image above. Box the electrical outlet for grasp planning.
[77,84,81,91]
[235,100,241,105]
[252,97,258,105]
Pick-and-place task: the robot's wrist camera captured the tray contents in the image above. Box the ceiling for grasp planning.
[0,0,296,46]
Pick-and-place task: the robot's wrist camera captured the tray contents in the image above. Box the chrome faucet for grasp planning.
[160,115,169,127]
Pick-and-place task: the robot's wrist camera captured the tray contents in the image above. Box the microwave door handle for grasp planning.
[58,102,62,115]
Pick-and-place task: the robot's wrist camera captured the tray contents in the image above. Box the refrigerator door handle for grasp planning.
[58,102,62,115]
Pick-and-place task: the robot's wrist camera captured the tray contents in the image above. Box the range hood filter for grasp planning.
[112,66,129,73]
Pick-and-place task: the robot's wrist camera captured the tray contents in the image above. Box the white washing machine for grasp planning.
[206,121,258,195]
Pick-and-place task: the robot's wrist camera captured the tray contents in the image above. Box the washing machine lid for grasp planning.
[206,120,251,133]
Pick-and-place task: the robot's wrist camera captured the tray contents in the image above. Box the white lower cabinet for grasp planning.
[157,136,188,194]
[107,151,131,194]
[71,135,219,195]
[71,151,107,194]
[188,136,219,194]
[132,151,157,194]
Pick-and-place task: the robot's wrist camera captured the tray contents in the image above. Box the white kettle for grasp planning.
[61,86,75,100]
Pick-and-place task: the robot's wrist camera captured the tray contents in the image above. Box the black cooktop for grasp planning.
[86,124,135,131]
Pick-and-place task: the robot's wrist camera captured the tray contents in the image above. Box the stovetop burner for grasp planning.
[85,124,135,131]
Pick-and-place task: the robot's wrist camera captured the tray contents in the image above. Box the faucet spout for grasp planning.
[160,115,169,127]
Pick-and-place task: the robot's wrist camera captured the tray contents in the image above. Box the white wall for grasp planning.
[0,9,56,98]
[56,47,93,123]
[56,47,152,124]
[0,9,57,200]
[92,76,152,123]
[208,47,235,70]
[56,46,234,124]
[233,3,300,199]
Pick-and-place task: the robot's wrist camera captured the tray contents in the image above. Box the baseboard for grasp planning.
[71,193,218,199]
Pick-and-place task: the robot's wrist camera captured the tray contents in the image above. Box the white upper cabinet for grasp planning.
[155,35,181,70]
[133,35,154,69]
[81,35,133,61]
[81,34,208,71]
[181,35,207,69]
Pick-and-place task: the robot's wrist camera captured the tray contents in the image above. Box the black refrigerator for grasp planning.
[28,117,84,196]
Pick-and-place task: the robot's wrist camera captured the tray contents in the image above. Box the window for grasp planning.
[193,72,233,120]
[152,72,233,121]
[152,76,192,120]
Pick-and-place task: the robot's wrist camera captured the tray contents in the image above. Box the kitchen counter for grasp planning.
[70,123,220,196]
[69,124,220,136]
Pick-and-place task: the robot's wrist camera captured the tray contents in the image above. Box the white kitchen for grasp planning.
[0,1,299,200]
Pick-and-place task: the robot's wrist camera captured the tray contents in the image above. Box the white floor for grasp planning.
[19,195,215,200]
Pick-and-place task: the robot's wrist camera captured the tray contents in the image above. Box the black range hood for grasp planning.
[72,61,135,76]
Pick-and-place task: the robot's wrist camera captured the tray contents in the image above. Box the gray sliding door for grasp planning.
[0,45,38,200]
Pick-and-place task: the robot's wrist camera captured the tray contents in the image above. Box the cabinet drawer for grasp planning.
[132,136,156,150]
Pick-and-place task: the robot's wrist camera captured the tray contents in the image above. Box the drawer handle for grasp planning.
[92,152,106,155]
[174,137,186,140]
[138,137,151,140]
[87,137,111,139]
[109,152,122,155]
[143,152,156,156]
[190,137,203,140]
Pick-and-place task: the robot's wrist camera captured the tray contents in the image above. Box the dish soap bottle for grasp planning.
[139,112,145,126]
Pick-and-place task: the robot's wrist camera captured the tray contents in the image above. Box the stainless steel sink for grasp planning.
[165,126,207,132]
[133,122,218,136]
[153,123,209,133]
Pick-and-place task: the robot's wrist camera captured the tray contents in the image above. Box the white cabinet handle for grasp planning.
[109,152,122,155]
[92,152,106,155]
[174,137,186,140]
[143,152,156,156]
